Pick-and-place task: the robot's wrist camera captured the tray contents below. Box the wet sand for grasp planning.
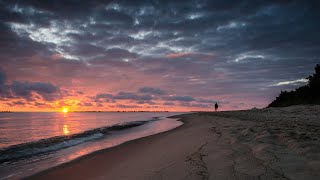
[29,105,320,180]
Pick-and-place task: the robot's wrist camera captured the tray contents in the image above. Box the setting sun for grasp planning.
[62,108,69,113]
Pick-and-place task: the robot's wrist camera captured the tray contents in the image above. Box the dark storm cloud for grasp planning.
[0,69,6,86]
[4,0,113,20]
[0,24,48,59]
[93,87,219,108]
[1,0,319,109]
[0,69,9,96]
[11,81,58,100]
[66,44,106,57]
[95,92,152,101]
[163,102,174,106]
[94,9,134,25]
[136,100,156,105]
[0,69,61,101]
[164,95,194,102]
[139,87,166,95]
[114,92,152,100]
[197,99,217,104]
[3,0,319,61]
[0,3,26,23]
[105,48,138,59]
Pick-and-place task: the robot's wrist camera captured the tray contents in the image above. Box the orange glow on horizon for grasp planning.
[0,95,252,112]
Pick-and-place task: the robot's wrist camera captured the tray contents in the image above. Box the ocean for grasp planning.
[0,112,183,179]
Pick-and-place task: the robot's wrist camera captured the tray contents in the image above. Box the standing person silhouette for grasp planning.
[214,102,218,111]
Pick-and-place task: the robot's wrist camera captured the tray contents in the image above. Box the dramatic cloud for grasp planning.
[165,95,195,102]
[0,0,319,111]
[0,69,6,86]
[95,91,152,102]
[92,87,220,110]
[0,69,62,102]
[139,87,166,95]
[11,81,59,100]
[0,69,9,96]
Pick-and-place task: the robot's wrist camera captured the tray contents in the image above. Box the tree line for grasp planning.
[268,64,320,107]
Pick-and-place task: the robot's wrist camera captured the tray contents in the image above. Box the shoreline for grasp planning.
[25,114,190,179]
[27,106,320,180]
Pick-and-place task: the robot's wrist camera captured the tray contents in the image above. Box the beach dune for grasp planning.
[30,105,320,180]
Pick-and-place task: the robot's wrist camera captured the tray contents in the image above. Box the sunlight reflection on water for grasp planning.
[63,124,70,135]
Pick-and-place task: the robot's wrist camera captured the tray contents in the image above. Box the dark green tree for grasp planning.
[268,64,320,107]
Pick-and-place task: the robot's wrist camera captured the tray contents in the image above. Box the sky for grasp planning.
[0,0,319,112]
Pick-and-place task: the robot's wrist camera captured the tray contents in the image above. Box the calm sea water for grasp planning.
[0,112,183,179]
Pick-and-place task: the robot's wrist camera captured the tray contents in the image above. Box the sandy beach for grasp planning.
[29,105,320,180]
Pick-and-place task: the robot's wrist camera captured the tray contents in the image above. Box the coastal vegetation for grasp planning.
[268,64,320,107]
